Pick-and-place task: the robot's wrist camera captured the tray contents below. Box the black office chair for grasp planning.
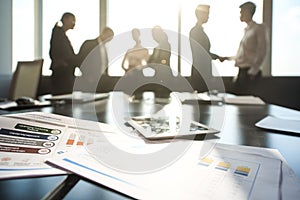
[8,59,44,100]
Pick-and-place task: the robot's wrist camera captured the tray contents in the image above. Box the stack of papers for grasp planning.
[172,92,265,106]
[47,140,300,199]
[45,92,109,103]
[0,112,118,179]
[256,115,300,134]
[0,112,299,199]
[172,92,223,104]
[224,96,265,105]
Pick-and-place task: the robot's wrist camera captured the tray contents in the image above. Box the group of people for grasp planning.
[49,13,171,94]
[49,1,268,95]
[49,12,114,94]
[190,2,268,93]
[121,26,171,73]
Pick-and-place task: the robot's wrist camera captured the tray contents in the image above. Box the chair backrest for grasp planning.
[8,59,44,100]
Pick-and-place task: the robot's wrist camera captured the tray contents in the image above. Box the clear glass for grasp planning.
[42,0,99,75]
[272,0,300,76]
[13,0,34,72]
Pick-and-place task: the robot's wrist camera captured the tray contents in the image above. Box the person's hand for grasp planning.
[218,56,228,62]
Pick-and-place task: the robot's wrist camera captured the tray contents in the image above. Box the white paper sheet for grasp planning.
[0,112,118,179]
[47,140,283,200]
[214,143,300,199]
[255,115,300,134]
[224,96,265,105]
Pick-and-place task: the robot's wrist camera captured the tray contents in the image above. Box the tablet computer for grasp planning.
[127,116,219,140]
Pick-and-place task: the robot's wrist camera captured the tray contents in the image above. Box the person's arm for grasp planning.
[77,39,101,67]
[55,29,78,68]
[218,56,236,62]
[121,51,129,72]
[77,40,90,66]
[210,52,220,60]
[64,42,78,68]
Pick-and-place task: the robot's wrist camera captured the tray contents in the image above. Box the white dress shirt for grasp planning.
[235,21,268,75]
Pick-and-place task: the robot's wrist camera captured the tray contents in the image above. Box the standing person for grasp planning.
[189,5,222,91]
[122,28,149,73]
[148,26,171,66]
[224,2,268,94]
[76,27,114,91]
[49,12,78,95]
[190,4,220,61]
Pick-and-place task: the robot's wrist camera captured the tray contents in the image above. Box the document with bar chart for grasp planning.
[47,139,282,200]
[196,155,260,199]
[0,115,66,178]
[0,112,116,179]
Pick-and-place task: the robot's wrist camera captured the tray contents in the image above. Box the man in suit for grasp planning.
[189,5,221,91]
[49,12,78,95]
[76,27,114,92]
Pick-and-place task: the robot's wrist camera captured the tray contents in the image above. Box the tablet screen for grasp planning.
[128,116,219,140]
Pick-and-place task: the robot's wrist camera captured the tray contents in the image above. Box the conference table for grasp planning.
[0,91,299,199]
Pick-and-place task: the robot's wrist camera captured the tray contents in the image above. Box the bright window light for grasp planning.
[272,0,300,76]
[13,0,34,72]
[42,0,99,75]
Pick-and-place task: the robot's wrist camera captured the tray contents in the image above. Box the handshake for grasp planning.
[217,56,234,62]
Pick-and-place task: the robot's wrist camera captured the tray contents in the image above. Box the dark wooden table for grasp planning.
[0,92,299,199]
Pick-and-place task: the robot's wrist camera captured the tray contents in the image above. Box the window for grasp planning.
[272,0,300,76]
[12,0,300,77]
[13,0,34,72]
[108,0,180,76]
[42,0,99,75]
[181,0,263,76]
[108,0,263,77]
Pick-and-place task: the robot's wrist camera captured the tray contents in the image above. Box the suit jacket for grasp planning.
[148,45,171,66]
[77,39,99,66]
[49,26,77,71]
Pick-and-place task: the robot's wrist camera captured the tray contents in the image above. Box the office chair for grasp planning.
[8,59,44,100]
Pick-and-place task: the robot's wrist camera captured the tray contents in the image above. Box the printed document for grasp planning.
[0,112,117,179]
[47,138,283,199]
